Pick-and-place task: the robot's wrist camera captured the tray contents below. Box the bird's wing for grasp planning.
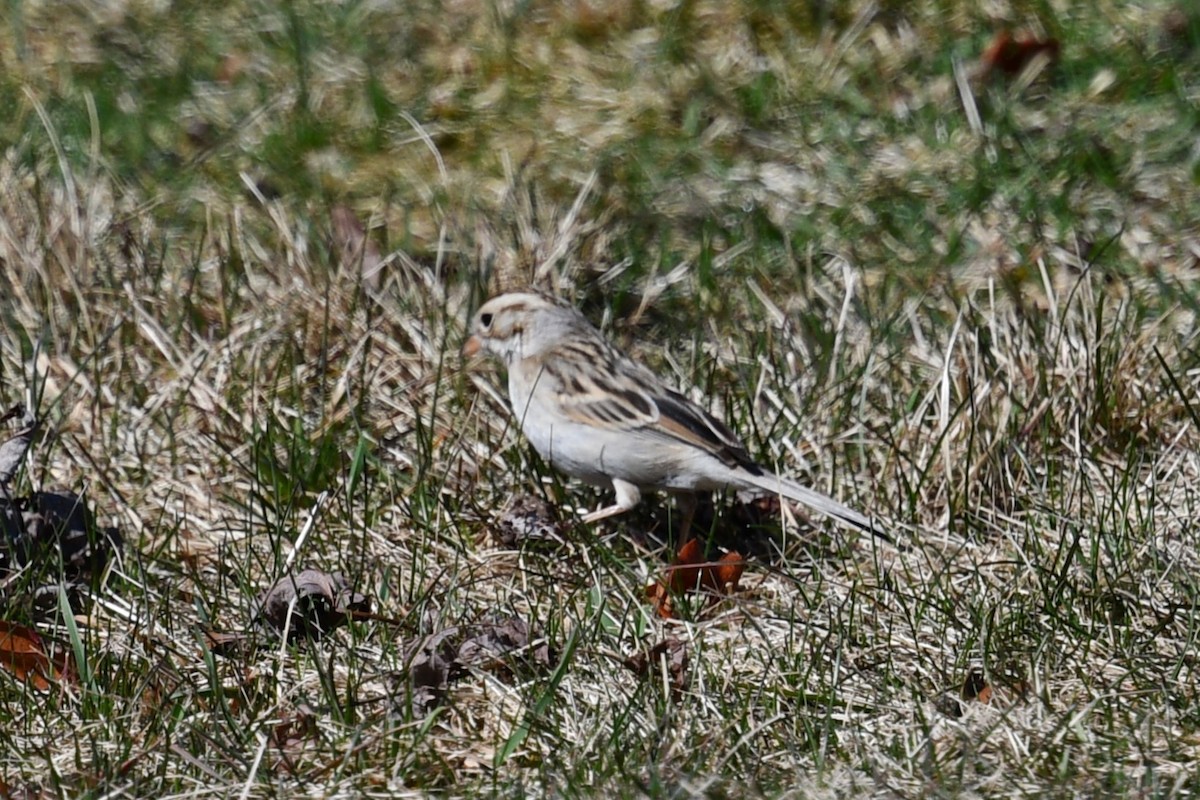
[649,389,761,472]
[546,347,760,473]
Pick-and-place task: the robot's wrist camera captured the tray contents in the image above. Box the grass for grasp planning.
[1,0,1199,796]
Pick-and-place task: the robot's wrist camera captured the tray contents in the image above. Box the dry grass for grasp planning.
[1,0,1199,796]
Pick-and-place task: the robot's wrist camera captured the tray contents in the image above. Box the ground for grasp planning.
[1,0,1199,796]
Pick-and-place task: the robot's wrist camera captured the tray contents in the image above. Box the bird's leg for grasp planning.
[674,493,698,544]
[581,479,641,523]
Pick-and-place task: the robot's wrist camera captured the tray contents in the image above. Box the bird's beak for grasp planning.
[461,335,481,358]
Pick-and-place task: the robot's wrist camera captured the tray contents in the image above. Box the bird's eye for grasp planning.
[479,312,493,328]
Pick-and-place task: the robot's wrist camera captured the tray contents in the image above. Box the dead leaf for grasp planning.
[709,551,745,594]
[215,53,246,84]
[397,615,552,718]
[1162,6,1199,51]
[28,491,122,575]
[0,620,74,690]
[184,119,216,149]
[403,628,462,715]
[456,616,551,671]
[1,490,123,588]
[934,693,964,718]
[271,702,319,752]
[253,569,370,640]
[201,628,251,658]
[647,540,747,619]
[731,493,782,526]
[177,529,218,568]
[644,581,675,619]
[330,205,385,288]
[980,31,1060,78]
[666,538,705,593]
[961,668,992,704]
[494,494,563,546]
[623,637,688,693]
[0,779,55,800]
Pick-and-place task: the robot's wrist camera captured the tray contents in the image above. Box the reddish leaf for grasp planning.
[666,538,705,593]
[981,31,1060,77]
[961,668,993,704]
[644,581,675,619]
[647,541,747,619]
[0,621,73,690]
[708,551,745,593]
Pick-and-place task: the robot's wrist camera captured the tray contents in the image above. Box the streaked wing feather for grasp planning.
[654,391,759,472]
[558,390,657,428]
[551,349,661,430]
[548,342,759,473]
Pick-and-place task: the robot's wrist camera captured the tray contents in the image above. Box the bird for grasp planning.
[462,292,885,542]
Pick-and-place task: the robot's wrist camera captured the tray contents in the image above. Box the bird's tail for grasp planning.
[743,471,890,543]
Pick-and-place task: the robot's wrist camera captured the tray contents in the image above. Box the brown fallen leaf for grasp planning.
[397,615,553,718]
[271,701,319,753]
[644,582,674,619]
[456,616,552,672]
[666,538,706,594]
[731,493,783,527]
[22,491,123,575]
[403,628,463,716]
[980,30,1060,78]
[330,205,385,289]
[201,628,252,658]
[215,52,247,84]
[709,551,745,594]
[0,778,55,800]
[183,119,216,149]
[252,569,370,640]
[0,620,75,691]
[493,494,563,546]
[2,488,123,619]
[1162,5,1199,51]
[623,637,689,694]
[934,693,964,719]
[177,529,218,569]
[961,667,992,705]
[647,539,747,619]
